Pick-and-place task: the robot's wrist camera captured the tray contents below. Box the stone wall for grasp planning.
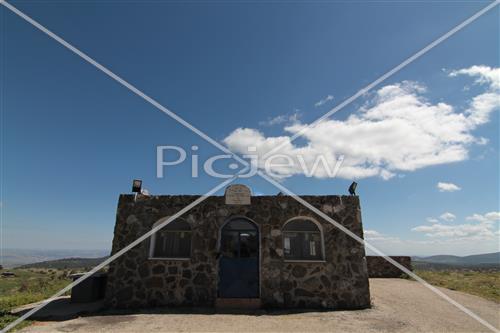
[366,256,412,278]
[105,194,371,309]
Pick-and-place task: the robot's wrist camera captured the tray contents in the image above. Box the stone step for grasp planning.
[215,298,261,310]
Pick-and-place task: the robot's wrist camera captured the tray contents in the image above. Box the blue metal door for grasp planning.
[218,218,259,298]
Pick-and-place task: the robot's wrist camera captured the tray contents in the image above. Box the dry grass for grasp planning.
[414,269,500,303]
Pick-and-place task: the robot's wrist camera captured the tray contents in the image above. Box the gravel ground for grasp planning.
[18,279,500,333]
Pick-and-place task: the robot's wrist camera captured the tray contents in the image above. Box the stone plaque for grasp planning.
[225,184,251,205]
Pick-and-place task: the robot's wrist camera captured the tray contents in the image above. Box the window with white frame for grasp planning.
[283,218,323,261]
[150,219,191,259]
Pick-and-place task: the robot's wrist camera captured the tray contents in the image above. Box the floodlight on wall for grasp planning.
[348,182,358,196]
[132,179,142,193]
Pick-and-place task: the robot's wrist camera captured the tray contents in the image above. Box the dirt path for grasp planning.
[18,279,500,333]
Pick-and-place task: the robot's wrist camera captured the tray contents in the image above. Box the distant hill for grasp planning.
[19,256,109,270]
[1,248,110,268]
[414,252,499,264]
[412,252,500,270]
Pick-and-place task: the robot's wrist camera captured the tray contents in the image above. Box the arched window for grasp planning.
[150,218,191,259]
[219,218,259,259]
[283,218,324,261]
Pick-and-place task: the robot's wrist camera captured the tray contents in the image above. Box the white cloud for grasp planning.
[436,182,461,192]
[367,214,500,255]
[413,210,500,243]
[426,217,439,223]
[412,221,498,241]
[364,229,382,237]
[439,212,456,222]
[466,211,500,222]
[224,67,499,180]
[449,65,500,127]
[314,94,334,107]
[475,137,489,145]
[449,65,500,90]
[365,236,499,256]
[259,111,300,127]
[364,230,400,242]
[259,115,287,126]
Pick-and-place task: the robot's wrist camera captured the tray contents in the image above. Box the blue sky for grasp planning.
[1,1,498,256]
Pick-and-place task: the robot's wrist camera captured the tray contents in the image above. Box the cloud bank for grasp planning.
[224,66,499,180]
[412,211,500,242]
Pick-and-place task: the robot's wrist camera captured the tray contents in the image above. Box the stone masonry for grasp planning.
[366,256,412,278]
[105,194,371,309]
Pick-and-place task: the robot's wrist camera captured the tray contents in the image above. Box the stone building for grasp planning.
[105,185,371,309]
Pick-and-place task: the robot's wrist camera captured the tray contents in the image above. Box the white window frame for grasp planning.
[149,217,192,260]
[282,216,326,262]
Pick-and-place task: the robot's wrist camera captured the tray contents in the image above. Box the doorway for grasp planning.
[218,218,259,298]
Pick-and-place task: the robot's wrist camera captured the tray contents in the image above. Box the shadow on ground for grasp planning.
[12,297,366,322]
